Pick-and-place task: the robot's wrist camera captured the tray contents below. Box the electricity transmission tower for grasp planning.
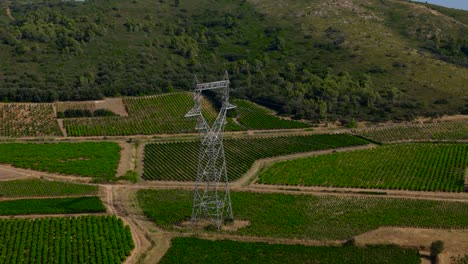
[185,71,235,229]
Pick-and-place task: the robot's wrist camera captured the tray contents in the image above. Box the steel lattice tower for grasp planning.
[185,71,235,229]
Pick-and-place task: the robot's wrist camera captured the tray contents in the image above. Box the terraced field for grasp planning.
[143,134,369,181]
[356,121,468,143]
[160,237,420,264]
[137,190,468,240]
[258,143,468,192]
[0,216,134,263]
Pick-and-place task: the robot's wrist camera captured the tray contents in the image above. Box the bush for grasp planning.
[430,240,444,263]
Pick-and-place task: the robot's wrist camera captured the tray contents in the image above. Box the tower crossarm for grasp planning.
[196,80,229,91]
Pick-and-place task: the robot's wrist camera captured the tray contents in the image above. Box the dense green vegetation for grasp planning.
[0,216,134,263]
[233,99,309,129]
[0,179,98,197]
[356,121,468,142]
[137,189,468,240]
[0,0,466,121]
[0,142,120,178]
[258,143,468,192]
[143,134,369,181]
[0,197,105,215]
[0,103,62,137]
[160,237,421,264]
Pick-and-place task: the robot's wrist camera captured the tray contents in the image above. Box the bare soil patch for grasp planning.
[177,219,251,232]
[116,142,135,177]
[355,227,468,260]
[96,98,128,116]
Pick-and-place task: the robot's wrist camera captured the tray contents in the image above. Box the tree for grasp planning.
[430,240,444,264]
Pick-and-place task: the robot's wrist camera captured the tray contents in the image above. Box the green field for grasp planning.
[0,142,120,178]
[137,190,468,240]
[0,197,105,215]
[0,179,98,198]
[258,143,468,192]
[143,134,369,181]
[356,122,468,143]
[62,93,310,136]
[233,99,310,130]
[0,216,134,263]
[160,237,420,264]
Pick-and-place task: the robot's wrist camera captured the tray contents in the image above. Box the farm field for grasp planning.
[61,93,309,136]
[0,103,62,138]
[233,99,310,130]
[0,216,134,263]
[258,143,468,192]
[160,237,420,264]
[137,190,468,240]
[143,134,369,181]
[356,121,468,143]
[0,179,98,198]
[0,142,120,178]
[0,197,105,215]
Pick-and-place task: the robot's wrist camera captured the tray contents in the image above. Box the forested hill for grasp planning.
[0,0,467,122]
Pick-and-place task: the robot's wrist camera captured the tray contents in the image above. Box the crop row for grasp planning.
[0,103,62,137]
[63,93,215,136]
[356,121,468,142]
[234,99,310,130]
[0,216,134,264]
[0,179,98,198]
[143,134,369,181]
[160,237,420,264]
[258,143,468,192]
[137,189,468,240]
[0,142,120,178]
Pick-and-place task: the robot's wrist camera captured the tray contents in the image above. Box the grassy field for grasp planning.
[0,197,105,215]
[137,190,468,240]
[356,122,468,143]
[160,237,420,264]
[0,179,98,198]
[143,134,369,181]
[0,142,120,178]
[0,103,62,138]
[0,216,134,263]
[258,143,468,192]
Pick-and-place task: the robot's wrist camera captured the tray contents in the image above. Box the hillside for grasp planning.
[0,0,466,122]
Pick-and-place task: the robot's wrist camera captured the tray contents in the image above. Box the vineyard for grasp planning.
[0,103,62,137]
[356,121,468,143]
[0,197,105,215]
[258,143,468,192]
[160,237,420,264]
[143,134,369,181]
[0,216,134,264]
[137,190,468,240]
[62,93,220,136]
[55,101,97,113]
[233,99,310,130]
[0,142,120,178]
[0,179,98,197]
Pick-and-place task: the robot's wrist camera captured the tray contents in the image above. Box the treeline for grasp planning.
[0,0,466,122]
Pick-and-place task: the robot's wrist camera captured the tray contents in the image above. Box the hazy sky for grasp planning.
[412,0,468,10]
